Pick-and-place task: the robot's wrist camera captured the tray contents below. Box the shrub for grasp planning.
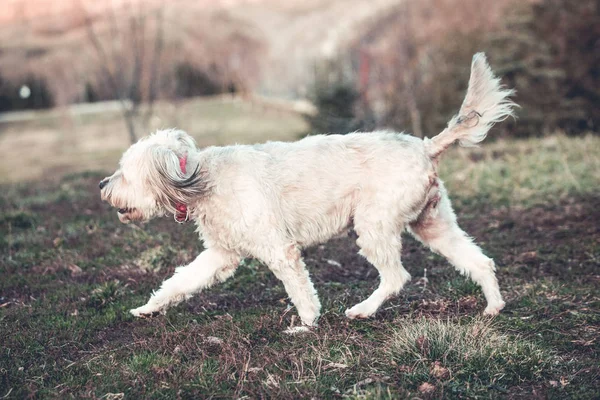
[174,62,223,98]
[345,0,598,137]
[486,0,600,135]
[305,60,375,135]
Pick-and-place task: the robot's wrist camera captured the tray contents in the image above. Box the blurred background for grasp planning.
[0,0,598,183]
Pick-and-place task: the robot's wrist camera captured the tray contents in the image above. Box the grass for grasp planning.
[441,134,600,207]
[385,318,553,396]
[0,133,599,398]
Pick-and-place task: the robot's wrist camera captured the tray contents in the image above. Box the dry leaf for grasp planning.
[516,251,537,263]
[431,362,450,379]
[324,362,348,370]
[416,335,430,355]
[205,336,223,345]
[67,263,82,276]
[418,382,435,394]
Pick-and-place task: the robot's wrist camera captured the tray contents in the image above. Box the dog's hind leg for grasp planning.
[346,216,410,319]
[130,248,240,317]
[409,183,505,315]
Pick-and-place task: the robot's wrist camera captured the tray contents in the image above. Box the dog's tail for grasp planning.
[424,53,517,159]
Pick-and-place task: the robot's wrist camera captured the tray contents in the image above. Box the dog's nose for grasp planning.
[99,178,109,190]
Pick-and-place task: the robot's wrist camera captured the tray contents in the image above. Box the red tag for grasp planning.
[179,155,187,174]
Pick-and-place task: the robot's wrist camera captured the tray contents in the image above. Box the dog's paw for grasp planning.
[298,312,319,327]
[483,301,506,316]
[130,304,163,318]
[345,303,376,320]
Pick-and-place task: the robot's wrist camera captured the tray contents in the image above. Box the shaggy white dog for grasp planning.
[100,53,516,326]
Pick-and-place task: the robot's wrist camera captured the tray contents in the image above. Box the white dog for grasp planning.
[100,53,515,326]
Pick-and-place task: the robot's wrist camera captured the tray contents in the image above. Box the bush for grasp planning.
[305,82,359,135]
[305,60,375,135]
[354,0,599,137]
[174,62,223,98]
[487,0,600,135]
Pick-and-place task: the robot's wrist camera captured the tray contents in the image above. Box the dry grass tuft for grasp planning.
[385,317,554,393]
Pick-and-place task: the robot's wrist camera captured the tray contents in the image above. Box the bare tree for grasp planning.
[375,3,424,138]
[396,3,423,138]
[82,1,164,144]
[353,0,512,136]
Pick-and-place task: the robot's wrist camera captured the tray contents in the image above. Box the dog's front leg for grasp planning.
[130,248,240,317]
[263,245,321,327]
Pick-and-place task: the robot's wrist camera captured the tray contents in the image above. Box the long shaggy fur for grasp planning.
[100,53,515,327]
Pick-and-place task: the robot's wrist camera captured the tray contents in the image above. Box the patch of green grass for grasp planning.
[501,281,600,350]
[441,133,600,207]
[133,245,178,273]
[344,385,402,400]
[0,210,37,229]
[126,352,176,374]
[86,281,128,310]
[444,277,482,297]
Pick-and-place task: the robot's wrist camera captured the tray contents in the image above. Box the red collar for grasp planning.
[174,156,189,223]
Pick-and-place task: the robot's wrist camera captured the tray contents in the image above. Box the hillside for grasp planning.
[0,0,405,104]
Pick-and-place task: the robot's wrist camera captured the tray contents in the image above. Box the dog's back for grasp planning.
[250,131,433,246]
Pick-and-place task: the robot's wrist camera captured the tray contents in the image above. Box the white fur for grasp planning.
[101,53,514,325]
[424,53,517,158]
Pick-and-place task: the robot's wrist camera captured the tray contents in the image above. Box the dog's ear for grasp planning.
[145,144,206,214]
[148,129,197,155]
[170,129,197,154]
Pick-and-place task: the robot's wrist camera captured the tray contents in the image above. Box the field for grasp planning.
[0,96,308,183]
[1,133,599,398]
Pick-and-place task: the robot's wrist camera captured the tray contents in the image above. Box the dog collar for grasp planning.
[174,156,189,223]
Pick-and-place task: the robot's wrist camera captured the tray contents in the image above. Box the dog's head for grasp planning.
[99,129,205,223]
